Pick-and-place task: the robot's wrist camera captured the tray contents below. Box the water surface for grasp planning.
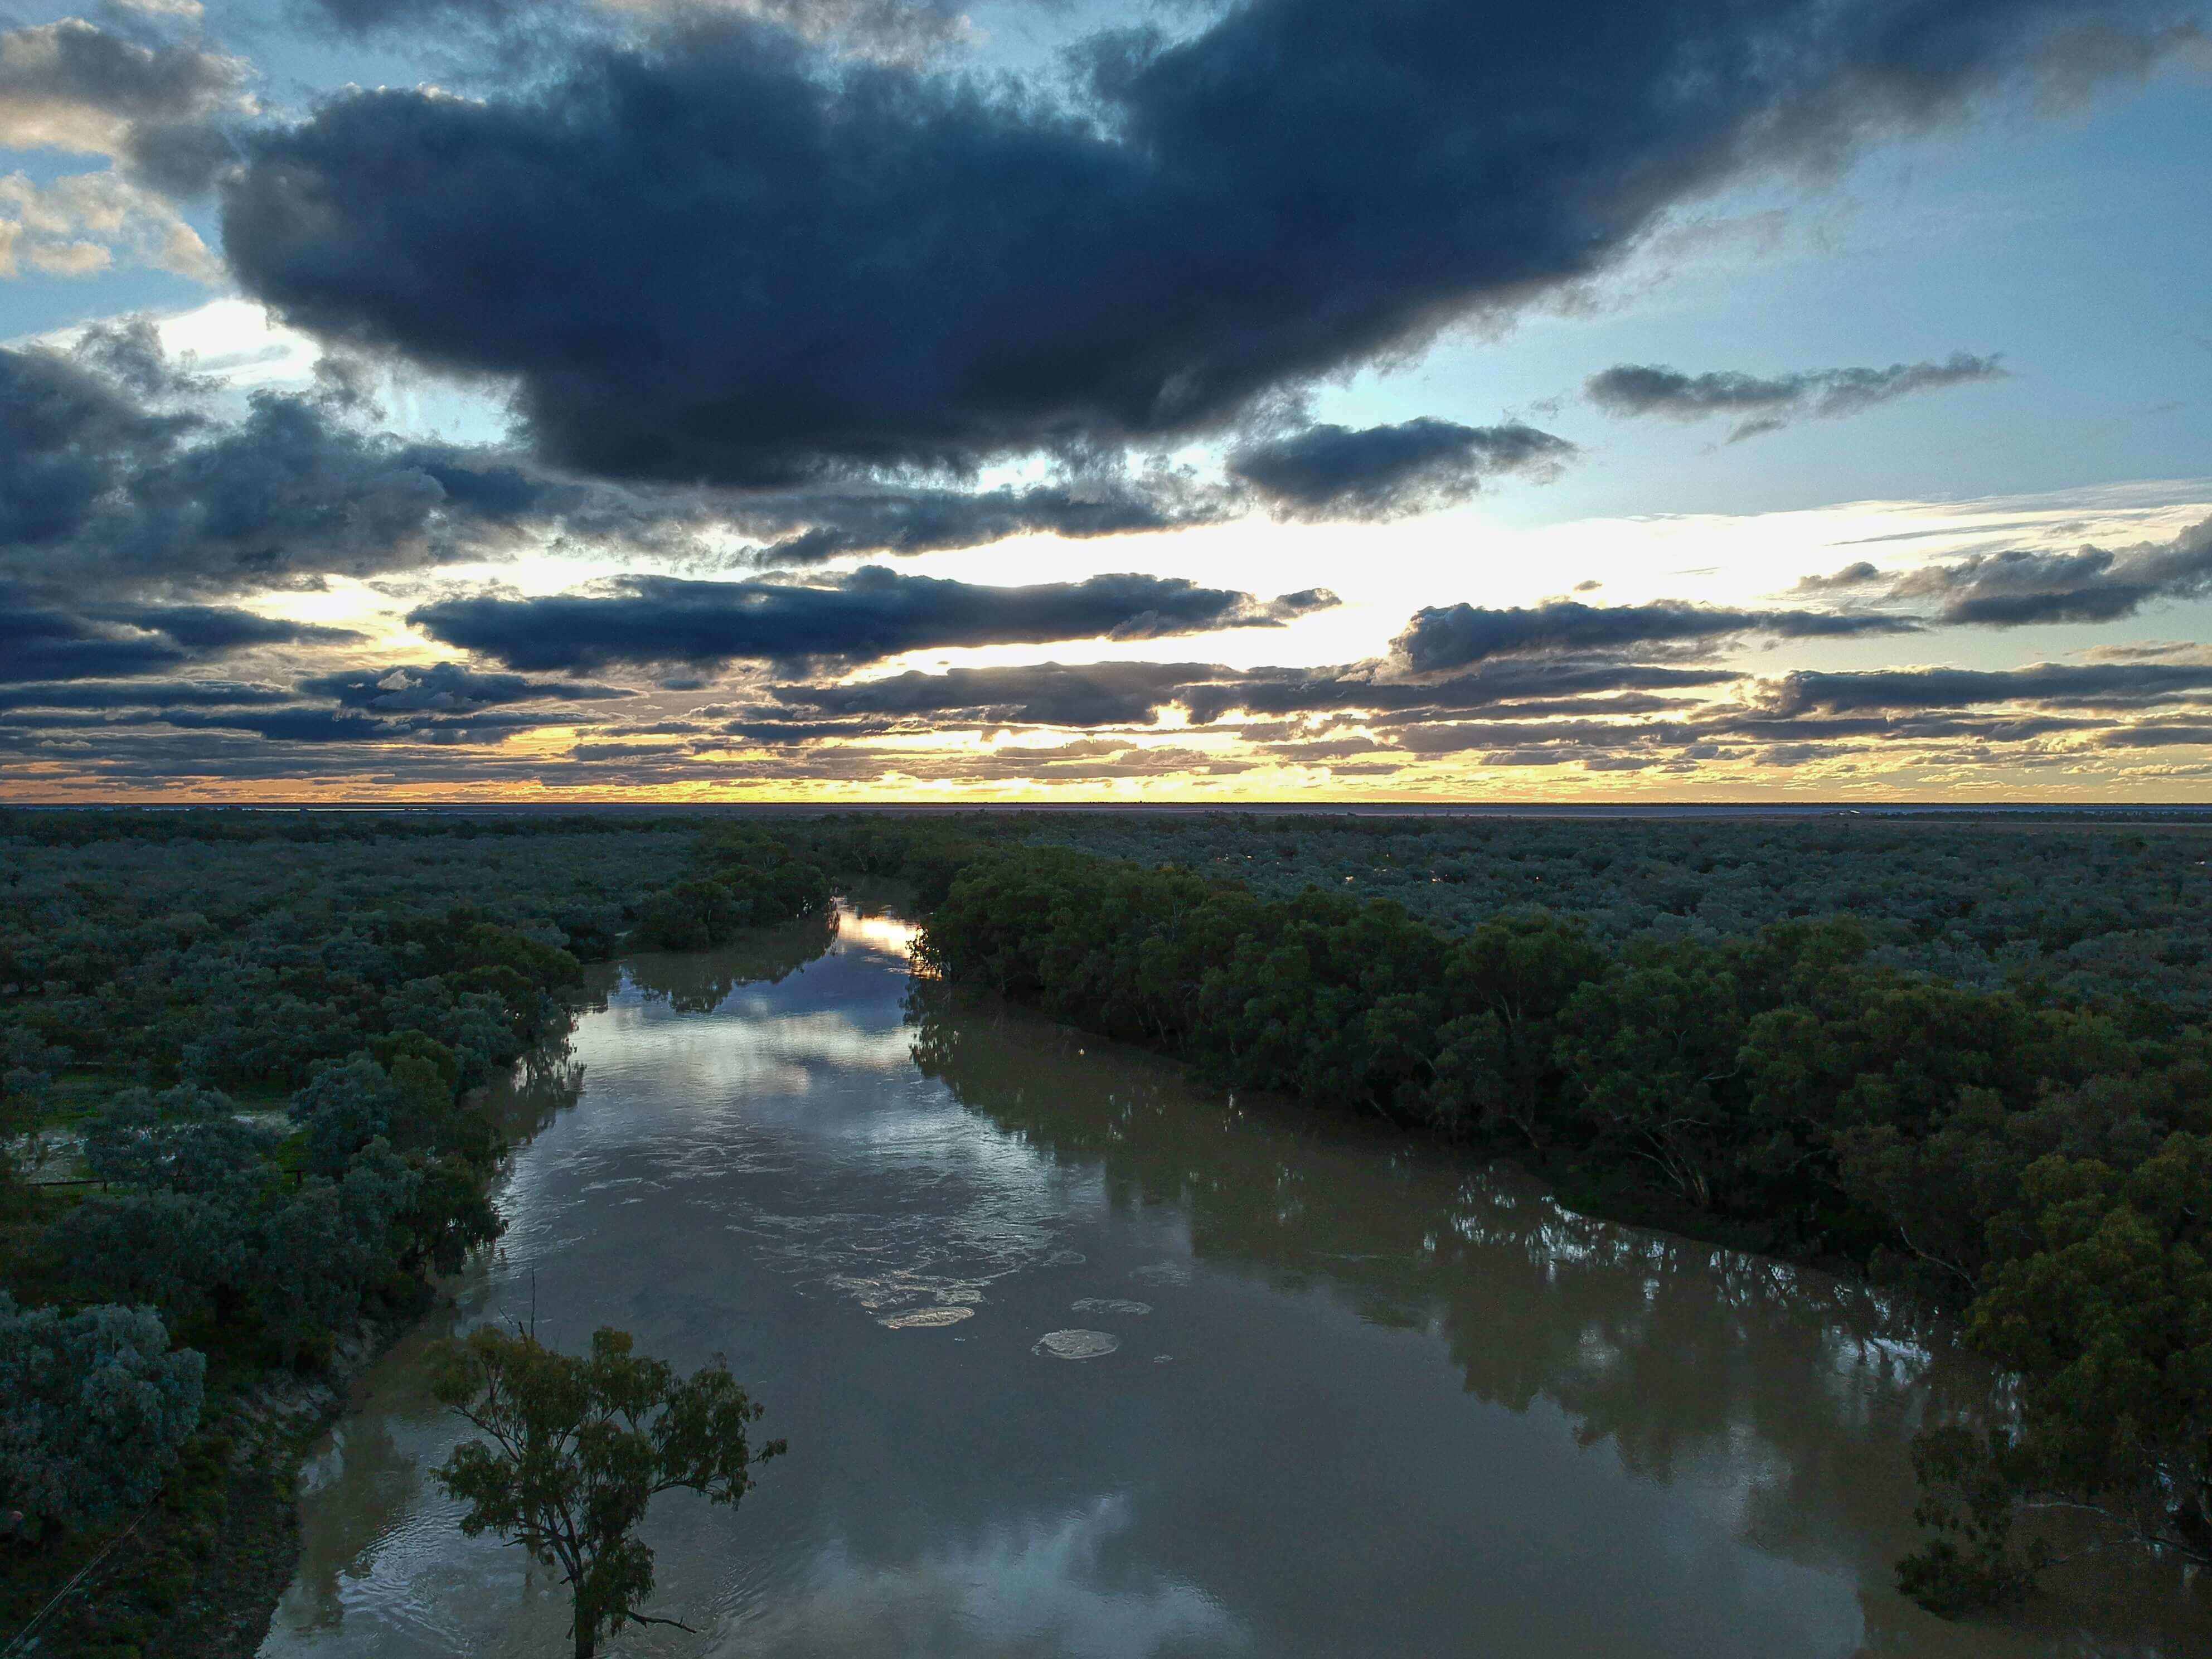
[260,908,2199,1658]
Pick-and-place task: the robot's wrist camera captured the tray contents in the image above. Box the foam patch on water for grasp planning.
[1034,1329,1120,1360]
[1071,1298,1151,1316]
[880,1307,975,1329]
[830,1270,991,1321]
[1131,1261,1189,1286]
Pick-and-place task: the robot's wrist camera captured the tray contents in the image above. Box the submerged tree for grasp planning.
[427,1325,783,1659]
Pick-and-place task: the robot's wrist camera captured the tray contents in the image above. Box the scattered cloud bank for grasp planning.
[0,18,249,277]
[1794,514,2212,626]
[1586,354,2007,442]
[1390,599,1912,675]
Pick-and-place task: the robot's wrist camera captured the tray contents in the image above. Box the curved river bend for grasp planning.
[259,908,2196,1658]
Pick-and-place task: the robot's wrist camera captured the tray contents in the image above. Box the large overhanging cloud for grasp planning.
[407,567,1339,672]
[220,0,2190,485]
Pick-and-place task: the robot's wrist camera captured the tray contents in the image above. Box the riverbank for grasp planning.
[2,1296,431,1659]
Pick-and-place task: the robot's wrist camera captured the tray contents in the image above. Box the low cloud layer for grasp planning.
[1586,353,2007,441]
[1887,515,2212,626]
[731,477,1221,567]
[1390,599,1912,675]
[1227,419,1573,520]
[1791,515,2212,628]
[2,589,359,682]
[408,567,1339,673]
[297,662,636,712]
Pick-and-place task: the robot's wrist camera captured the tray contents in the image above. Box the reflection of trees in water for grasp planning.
[903,987,1997,1612]
[481,1039,586,1145]
[478,915,841,1146]
[617,911,839,1012]
[911,983,2209,1648]
[285,1407,432,1631]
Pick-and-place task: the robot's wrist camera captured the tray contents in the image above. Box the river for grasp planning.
[257,905,2200,1658]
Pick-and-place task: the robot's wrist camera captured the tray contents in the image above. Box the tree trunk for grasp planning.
[575,1621,595,1659]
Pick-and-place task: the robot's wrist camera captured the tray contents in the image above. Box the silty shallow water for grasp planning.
[258,905,2206,1658]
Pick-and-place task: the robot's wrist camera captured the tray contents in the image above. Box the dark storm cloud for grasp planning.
[1,604,184,681]
[1886,514,2212,626]
[1,700,581,745]
[407,568,1336,672]
[1759,661,2212,718]
[1792,560,1884,592]
[1391,600,1911,675]
[1173,661,1738,725]
[1585,353,2007,441]
[297,0,984,60]
[297,661,636,712]
[2097,722,2212,749]
[0,333,188,551]
[222,1,2170,484]
[1226,419,1574,520]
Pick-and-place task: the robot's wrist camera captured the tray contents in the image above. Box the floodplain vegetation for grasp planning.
[3,806,2211,1648]
[0,810,827,1655]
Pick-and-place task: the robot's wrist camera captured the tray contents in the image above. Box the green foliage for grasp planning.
[0,1293,205,1539]
[44,1191,253,1324]
[633,830,832,950]
[11,806,2212,1622]
[1956,1134,2212,1565]
[428,1325,783,1659]
[1021,812,2212,1024]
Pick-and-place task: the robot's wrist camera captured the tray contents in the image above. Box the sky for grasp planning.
[2,0,2211,804]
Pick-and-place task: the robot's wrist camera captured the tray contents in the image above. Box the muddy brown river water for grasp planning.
[257,907,2205,1658]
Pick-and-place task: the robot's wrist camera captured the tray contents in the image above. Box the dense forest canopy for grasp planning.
[4,804,2211,1641]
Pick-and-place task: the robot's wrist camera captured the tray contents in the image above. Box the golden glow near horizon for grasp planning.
[10,470,2205,806]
